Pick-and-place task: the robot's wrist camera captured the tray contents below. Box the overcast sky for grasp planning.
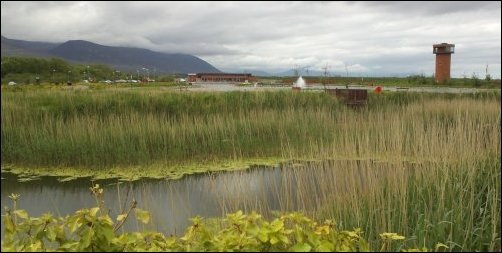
[2,1,501,77]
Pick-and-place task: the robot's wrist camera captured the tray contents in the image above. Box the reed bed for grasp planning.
[1,89,500,251]
[129,158,499,251]
[2,90,500,169]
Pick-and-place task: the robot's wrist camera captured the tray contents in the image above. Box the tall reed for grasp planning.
[2,90,500,169]
[2,89,499,251]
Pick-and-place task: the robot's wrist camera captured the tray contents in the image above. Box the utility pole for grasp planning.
[142,68,149,82]
[115,70,120,83]
[293,64,300,77]
[153,67,156,82]
[322,63,330,91]
[344,63,349,88]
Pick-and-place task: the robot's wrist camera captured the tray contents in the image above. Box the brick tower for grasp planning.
[433,43,455,83]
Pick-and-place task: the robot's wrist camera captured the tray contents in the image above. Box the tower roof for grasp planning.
[433,43,455,54]
[433,43,455,48]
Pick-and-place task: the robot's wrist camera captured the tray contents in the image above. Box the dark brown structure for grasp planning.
[325,89,368,106]
[187,73,256,83]
[433,43,455,83]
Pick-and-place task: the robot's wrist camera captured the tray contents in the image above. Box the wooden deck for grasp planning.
[325,88,368,106]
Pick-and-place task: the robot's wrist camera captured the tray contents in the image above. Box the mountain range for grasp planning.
[1,36,220,74]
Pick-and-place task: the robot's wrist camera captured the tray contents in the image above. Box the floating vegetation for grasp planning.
[16,176,41,182]
[1,157,287,182]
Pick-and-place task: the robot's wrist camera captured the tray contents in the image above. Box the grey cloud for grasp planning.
[358,1,499,16]
[1,1,500,78]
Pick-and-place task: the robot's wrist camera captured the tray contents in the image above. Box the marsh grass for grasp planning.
[1,88,500,251]
[311,158,501,251]
[2,90,500,171]
[1,91,335,167]
[129,158,499,251]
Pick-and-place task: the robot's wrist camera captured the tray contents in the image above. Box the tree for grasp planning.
[471,73,481,87]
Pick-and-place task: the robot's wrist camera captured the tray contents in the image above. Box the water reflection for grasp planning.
[1,160,416,237]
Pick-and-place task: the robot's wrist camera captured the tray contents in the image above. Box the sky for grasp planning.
[1,1,501,78]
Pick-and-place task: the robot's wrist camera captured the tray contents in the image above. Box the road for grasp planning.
[184,83,499,94]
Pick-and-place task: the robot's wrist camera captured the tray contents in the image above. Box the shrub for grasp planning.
[1,185,446,252]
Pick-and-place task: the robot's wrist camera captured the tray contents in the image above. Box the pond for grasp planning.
[1,159,415,237]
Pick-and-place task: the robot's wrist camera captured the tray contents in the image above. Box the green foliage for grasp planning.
[2,90,499,170]
[485,74,492,82]
[471,73,481,87]
[1,90,339,168]
[407,74,433,85]
[1,56,116,84]
[156,75,176,82]
[1,187,445,252]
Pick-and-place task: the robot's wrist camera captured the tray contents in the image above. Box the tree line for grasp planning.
[1,56,120,84]
[0,57,185,85]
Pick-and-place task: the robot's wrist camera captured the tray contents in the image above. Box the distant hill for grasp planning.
[1,36,59,57]
[243,70,274,77]
[226,69,314,77]
[1,36,220,74]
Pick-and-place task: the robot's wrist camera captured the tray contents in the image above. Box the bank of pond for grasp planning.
[2,158,500,251]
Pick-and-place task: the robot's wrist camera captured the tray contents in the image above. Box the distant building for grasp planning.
[433,43,455,83]
[187,73,256,83]
[175,78,186,83]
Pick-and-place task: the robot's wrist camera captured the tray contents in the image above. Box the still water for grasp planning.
[1,160,409,237]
